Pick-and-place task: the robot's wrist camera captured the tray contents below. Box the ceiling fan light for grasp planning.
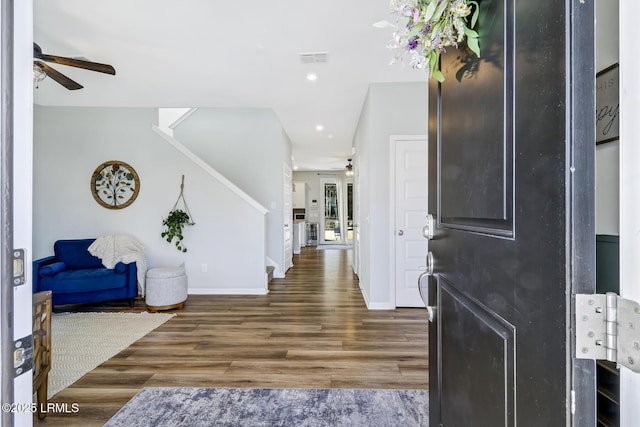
[33,63,47,83]
[345,159,354,176]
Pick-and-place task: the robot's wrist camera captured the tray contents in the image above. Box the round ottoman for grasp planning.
[145,267,188,312]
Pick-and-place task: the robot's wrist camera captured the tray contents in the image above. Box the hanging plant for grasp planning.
[161,209,191,253]
[162,175,196,253]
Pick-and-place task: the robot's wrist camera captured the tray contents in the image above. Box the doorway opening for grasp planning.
[319,176,353,245]
[323,181,340,242]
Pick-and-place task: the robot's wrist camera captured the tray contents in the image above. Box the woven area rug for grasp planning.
[105,387,428,427]
[49,312,174,398]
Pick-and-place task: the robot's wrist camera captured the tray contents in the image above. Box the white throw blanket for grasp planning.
[88,235,148,296]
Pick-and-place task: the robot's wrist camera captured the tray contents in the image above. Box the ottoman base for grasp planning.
[147,301,185,312]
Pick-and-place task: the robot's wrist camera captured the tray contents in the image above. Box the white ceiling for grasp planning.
[33,0,425,171]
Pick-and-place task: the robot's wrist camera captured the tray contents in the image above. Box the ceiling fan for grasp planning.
[33,43,116,90]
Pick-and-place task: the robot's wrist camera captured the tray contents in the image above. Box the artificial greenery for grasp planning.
[376,0,481,82]
[161,209,191,253]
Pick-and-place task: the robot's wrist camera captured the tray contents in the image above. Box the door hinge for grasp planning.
[576,293,640,373]
[13,335,33,378]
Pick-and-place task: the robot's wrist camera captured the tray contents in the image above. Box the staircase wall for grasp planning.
[33,106,268,294]
[172,108,292,276]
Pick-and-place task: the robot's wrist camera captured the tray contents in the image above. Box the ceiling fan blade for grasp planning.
[35,61,83,90]
[34,43,115,75]
[39,54,116,75]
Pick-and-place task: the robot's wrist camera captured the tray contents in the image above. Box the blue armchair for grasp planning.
[33,239,137,307]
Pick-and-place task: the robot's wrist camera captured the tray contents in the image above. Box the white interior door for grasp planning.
[618,3,640,422]
[283,164,293,272]
[393,136,428,307]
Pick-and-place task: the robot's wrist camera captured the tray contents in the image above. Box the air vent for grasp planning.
[299,52,329,64]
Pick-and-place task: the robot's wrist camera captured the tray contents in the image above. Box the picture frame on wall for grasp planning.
[91,160,140,209]
[596,63,619,145]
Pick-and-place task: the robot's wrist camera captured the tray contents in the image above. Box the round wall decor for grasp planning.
[91,160,140,209]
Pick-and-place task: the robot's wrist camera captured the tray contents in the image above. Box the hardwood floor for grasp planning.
[37,247,428,425]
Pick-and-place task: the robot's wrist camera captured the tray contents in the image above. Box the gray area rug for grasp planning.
[105,387,428,427]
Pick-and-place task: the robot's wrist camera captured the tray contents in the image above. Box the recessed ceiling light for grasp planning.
[306,72,318,81]
[316,125,324,131]
[293,165,299,170]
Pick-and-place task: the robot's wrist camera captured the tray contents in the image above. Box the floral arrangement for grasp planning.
[376,0,480,82]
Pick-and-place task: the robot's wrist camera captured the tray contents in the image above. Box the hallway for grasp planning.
[42,246,429,426]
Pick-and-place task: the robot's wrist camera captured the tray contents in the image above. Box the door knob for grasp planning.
[398,230,404,236]
[418,251,437,322]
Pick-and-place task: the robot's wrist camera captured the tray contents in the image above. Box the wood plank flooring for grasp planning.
[36,247,428,425]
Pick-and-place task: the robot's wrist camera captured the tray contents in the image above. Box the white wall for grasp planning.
[282,129,293,174]
[596,142,619,235]
[619,0,640,420]
[33,106,267,294]
[172,108,289,275]
[353,98,371,287]
[353,82,428,308]
[595,0,620,235]
[596,0,619,73]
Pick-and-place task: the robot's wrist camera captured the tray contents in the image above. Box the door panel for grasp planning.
[439,0,512,236]
[428,0,595,425]
[440,1,514,236]
[439,277,515,426]
[394,137,428,307]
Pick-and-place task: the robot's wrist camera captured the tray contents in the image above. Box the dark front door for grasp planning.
[426,1,595,426]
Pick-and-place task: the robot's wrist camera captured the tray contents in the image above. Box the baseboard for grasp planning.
[365,301,395,310]
[188,288,269,295]
[359,287,394,310]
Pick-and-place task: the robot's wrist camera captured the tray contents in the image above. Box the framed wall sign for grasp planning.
[91,160,140,209]
[596,63,619,145]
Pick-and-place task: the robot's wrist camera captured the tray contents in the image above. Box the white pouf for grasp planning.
[145,267,188,312]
